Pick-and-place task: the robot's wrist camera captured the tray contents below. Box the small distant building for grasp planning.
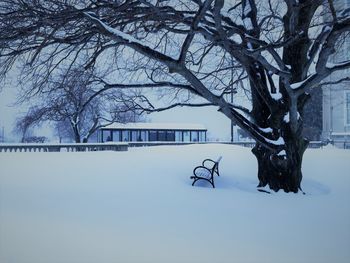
[98,123,207,143]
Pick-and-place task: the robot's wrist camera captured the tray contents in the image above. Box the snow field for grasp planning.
[0,144,349,263]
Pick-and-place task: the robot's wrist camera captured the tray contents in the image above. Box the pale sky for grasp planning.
[0,85,19,141]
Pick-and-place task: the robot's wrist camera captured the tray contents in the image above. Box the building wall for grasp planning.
[98,129,207,143]
[321,0,350,145]
[322,84,350,137]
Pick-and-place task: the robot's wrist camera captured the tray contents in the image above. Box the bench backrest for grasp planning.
[211,156,222,175]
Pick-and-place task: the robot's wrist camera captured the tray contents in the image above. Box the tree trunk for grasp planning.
[74,135,81,143]
[72,125,81,143]
[252,127,309,193]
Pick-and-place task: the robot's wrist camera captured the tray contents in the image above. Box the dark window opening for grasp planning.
[158,131,166,141]
[183,131,190,142]
[131,130,137,141]
[103,130,111,142]
[166,131,175,141]
[122,130,129,141]
[112,130,121,142]
[149,130,157,141]
[191,131,198,142]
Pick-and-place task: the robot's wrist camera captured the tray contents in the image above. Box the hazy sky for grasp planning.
[150,106,232,140]
[0,85,19,141]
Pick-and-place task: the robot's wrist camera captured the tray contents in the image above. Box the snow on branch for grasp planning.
[265,136,285,146]
[83,11,178,65]
[84,12,147,47]
[316,76,350,88]
[340,7,350,18]
[99,79,201,96]
[290,74,316,90]
[326,61,350,70]
[226,107,283,151]
[295,59,350,95]
[315,17,350,73]
[305,25,333,72]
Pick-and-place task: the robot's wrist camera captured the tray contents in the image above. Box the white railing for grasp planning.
[129,141,330,148]
[0,140,340,153]
[0,142,128,152]
[127,141,257,147]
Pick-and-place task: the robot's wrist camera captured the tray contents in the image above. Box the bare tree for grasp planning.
[15,106,48,142]
[54,119,74,143]
[1,0,350,192]
[15,68,141,143]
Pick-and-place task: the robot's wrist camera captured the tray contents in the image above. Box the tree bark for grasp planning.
[247,60,309,193]
[252,125,309,193]
[73,126,81,143]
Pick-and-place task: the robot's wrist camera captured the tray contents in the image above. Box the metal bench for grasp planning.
[190,156,222,188]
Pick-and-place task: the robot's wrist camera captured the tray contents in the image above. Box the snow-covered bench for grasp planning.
[190,156,222,188]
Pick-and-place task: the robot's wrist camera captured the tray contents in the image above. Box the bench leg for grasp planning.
[191,177,215,188]
[191,178,198,186]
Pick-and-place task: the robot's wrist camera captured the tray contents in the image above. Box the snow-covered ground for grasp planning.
[0,144,349,263]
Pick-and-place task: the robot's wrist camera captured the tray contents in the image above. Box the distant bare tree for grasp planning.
[54,119,74,143]
[15,106,48,143]
[15,68,141,143]
[1,0,350,192]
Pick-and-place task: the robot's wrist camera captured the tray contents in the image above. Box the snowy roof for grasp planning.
[101,123,207,131]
